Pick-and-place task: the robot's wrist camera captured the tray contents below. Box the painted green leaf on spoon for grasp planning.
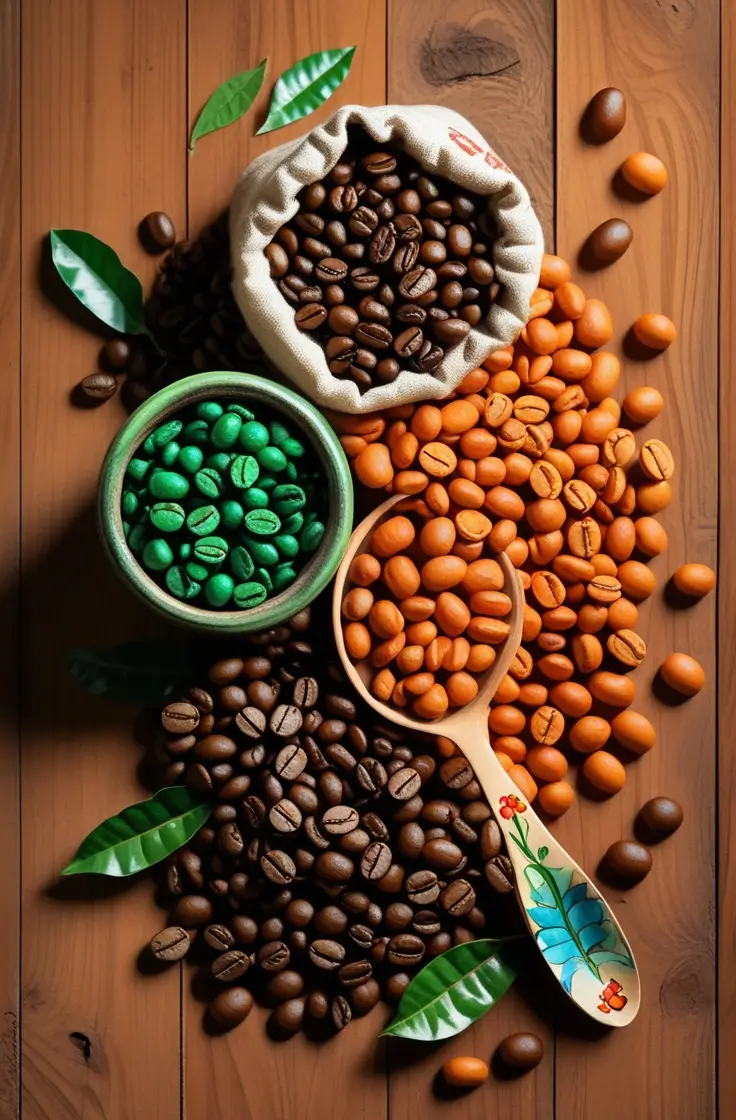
[62,787,212,877]
[189,58,268,152]
[381,937,527,1042]
[50,229,148,336]
[256,46,356,136]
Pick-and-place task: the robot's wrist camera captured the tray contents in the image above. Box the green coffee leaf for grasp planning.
[381,937,527,1042]
[62,787,212,877]
[189,58,268,153]
[50,229,148,335]
[67,642,205,706]
[256,46,356,136]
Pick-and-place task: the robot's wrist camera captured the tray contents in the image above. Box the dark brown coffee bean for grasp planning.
[485,854,514,893]
[587,218,633,264]
[638,797,683,835]
[203,923,234,952]
[447,224,473,257]
[361,812,389,841]
[376,357,400,382]
[208,987,253,1029]
[396,303,426,325]
[150,926,190,961]
[302,237,331,260]
[248,679,278,712]
[270,704,303,737]
[325,743,356,771]
[264,970,304,1005]
[329,160,354,184]
[257,941,290,972]
[385,902,414,932]
[343,890,370,914]
[603,840,652,883]
[330,994,352,1031]
[315,257,348,283]
[480,819,502,860]
[392,241,420,275]
[277,227,300,255]
[166,733,196,757]
[421,800,457,826]
[398,266,437,300]
[229,916,257,946]
[196,734,237,762]
[452,817,478,845]
[423,837,463,870]
[322,805,360,834]
[356,757,388,792]
[348,206,379,237]
[393,213,422,241]
[363,151,397,175]
[241,795,265,830]
[421,218,446,241]
[356,296,390,325]
[405,869,440,904]
[459,304,482,326]
[343,243,366,262]
[427,931,452,957]
[160,702,199,738]
[261,850,296,885]
[186,763,213,793]
[497,1032,545,1071]
[144,210,176,249]
[218,822,244,855]
[315,851,354,883]
[413,910,440,935]
[385,972,411,1003]
[295,211,325,235]
[388,767,422,800]
[387,933,425,967]
[100,337,131,371]
[420,240,447,266]
[295,303,327,331]
[374,173,401,194]
[369,224,396,264]
[397,821,425,859]
[349,923,373,950]
[298,284,323,304]
[235,706,266,739]
[440,878,476,916]
[393,326,423,358]
[424,828,448,842]
[360,841,392,881]
[304,815,330,849]
[80,372,117,401]
[273,744,307,782]
[354,322,393,350]
[209,658,243,686]
[268,799,302,833]
[439,757,474,790]
[365,902,383,927]
[314,905,348,935]
[301,181,327,209]
[260,771,284,803]
[212,950,250,982]
[293,253,314,277]
[393,794,424,822]
[173,894,212,926]
[308,938,345,970]
[433,316,472,344]
[436,260,466,281]
[329,185,358,213]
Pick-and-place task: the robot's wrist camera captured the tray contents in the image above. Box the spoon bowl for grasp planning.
[333,493,640,1026]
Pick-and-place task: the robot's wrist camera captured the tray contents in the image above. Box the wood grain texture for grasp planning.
[387,2,555,1116]
[555,2,718,1118]
[387,0,555,247]
[0,0,21,1115]
[719,0,734,1116]
[19,1,186,1117]
[184,4,387,1118]
[187,0,388,232]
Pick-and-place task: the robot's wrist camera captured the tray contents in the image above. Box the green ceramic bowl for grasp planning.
[98,371,354,634]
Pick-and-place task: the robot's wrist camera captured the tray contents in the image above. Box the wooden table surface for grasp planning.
[1,0,732,1117]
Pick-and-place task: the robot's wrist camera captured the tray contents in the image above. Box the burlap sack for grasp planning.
[230,104,544,414]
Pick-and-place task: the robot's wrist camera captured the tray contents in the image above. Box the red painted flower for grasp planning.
[499,794,527,819]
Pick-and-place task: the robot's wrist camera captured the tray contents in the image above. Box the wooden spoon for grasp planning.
[333,494,639,1026]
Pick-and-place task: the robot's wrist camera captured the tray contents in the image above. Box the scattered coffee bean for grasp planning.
[80,372,117,402]
[603,840,653,883]
[497,1032,545,1071]
[638,796,683,835]
[150,926,190,962]
[143,210,177,249]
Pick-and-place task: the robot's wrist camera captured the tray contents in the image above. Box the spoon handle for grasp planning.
[452,722,640,1026]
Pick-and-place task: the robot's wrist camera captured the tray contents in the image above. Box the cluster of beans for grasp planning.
[341,515,513,718]
[330,252,681,816]
[148,607,518,1036]
[123,401,325,609]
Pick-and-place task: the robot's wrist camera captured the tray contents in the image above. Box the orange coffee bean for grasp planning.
[395,645,426,675]
[639,438,675,481]
[354,442,394,488]
[434,592,472,637]
[484,486,526,521]
[382,556,421,599]
[446,672,478,707]
[489,703,525,736]
[372,668,396,702]
[571,633,604,674]
[582,750,626,795]
[371,632,406,668]
[623,385,663,425]
[458,368,490,394]
[605,516,636,562]
[453,539,484,562]
[405,620,437,647]
[673,563,716,599]
[543,448,575,482]
[341,434,367,457]
[617,560,656,601]
[589,670,636,707]
[391,431,419,469]
[455,510,492,542]
[587,575,622,604]
[482,346,514,373]
[569,715,611,754]
[350,553,381,587]
[462,559,505,595]
[536,781,575,817]
[394,470,429,494]
[551,349,593,381]
[403,672,436,696]
[660,653,705,696]
[634,517,668,557]
[539,253,572,288]
[549,681,592,717]
[425,481,450,515]
[508,764,538,804]
[460,427,497,459]
[580,351,620,403]
[530,570,566,609]
[410,404,443,441]
[399,595,435,622]
[342,587,374,620]
[527,746,568,782]
[418,441,457,478]
[607,597,638,631]
[421,556,468,592]
[493,675,520,705]
[372,516,415,557]
[620,152,668,195]
[440,400,479,434]
[576,603,608,633]
[413,683,450,720]
[442,1056,489,1089]
[369,601,404,640]
[538,654,574,682]
[443,637,470,673]
[541,606,577,631]
[425,636,452,671]
[420,517,456,557]
[529,705,565,745]
[581,409,617,444]
[506,537,530,568]
[448,477,485,509]
[467,616,511,644]
[553,281,586,319]
[633,312,676,350]
[636,480,672,514]
[466,644,495,673]
[524,318,558,355]
[574,299,614,348]
[468,590,512,617]
[610,710,656,754]
[517,682,549,708]
[344,622,371,660]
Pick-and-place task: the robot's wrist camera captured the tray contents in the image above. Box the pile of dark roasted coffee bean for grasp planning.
[149,604,514,1036]
[265,125,502,392]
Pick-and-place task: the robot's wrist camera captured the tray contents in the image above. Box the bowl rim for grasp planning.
[98,371,354,633]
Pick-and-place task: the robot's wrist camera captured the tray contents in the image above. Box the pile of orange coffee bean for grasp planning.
[341,514,513,718]
[329,251,699,817]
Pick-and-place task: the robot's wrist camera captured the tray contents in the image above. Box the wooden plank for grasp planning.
[387,3,555,1119]
[184,4,388,1119]
[719,0,734,1115]
[19,1,186,1116]
[0,0,21,1114]
[555,2,718,1118]
[387,0,555,248]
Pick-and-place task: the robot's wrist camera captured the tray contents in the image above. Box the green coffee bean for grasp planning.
[230,545,255,581]
[301,521,325,552]
[193,536,229,565]
[233,581,267,609]
[150,502,186,533]
[143,435,157,457]
[122,491,139,518]
[269,420,290,447]
[281,437,305,458]
[128,523,149,552]
[205,573,234,607]
[230,455,260,489]
[244,509,281,536]
[149,471,190,501]
[221,500,245,530]
[256,567,273,593]
[243,488,269,511]
[187,505,221,536]
[177,445,204,474]
[143,538,174,571]
[257,446,287,473]
[274,534,299,559]
[160,441,180,467]
[206,452,232,473]
[272,484,306,516]
[284,461,298,482]
[186,561,209,581]
[259,476,278,492]
[179,542,192,561]
[239,421,269,452]
[152,419,183,447]
[183,419,210,444]
[127,457,151,483]
[273,565,296,592]
[281,511,304,535]
[166,565,201,601]
[244,537,279,567]
[226,403,255,421]
[123,520,131,537]
[196,401,223,422]
[211,413,242,449]
[194,467,224,499]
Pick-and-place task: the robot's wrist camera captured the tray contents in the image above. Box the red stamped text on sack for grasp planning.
[447,128,509,172]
